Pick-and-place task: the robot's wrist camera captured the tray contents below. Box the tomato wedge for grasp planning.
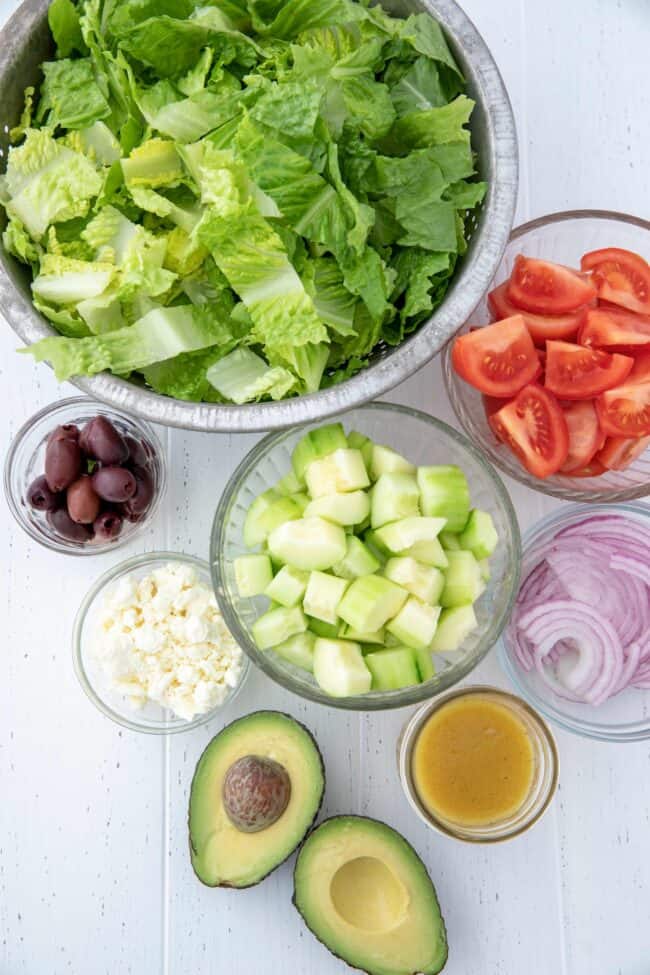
[581,247,650,315]
[507,255,597,315]
[488,282,589,345]
[597,434,650,471]
[560,401,605,473]
[489,384,569,478]
[596,381,650,437]
[565,459,607,478]
[451,316,540,397]
[544,340,633,400]
[629,350,650,384]
[578,307,650,350]
[482,394,510,419]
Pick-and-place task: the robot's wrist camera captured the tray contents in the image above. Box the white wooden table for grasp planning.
[2,1,649,972]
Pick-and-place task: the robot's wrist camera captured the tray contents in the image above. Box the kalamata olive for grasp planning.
[223,756,291,833]
[26,475,60,512]
[93,510,123,541]
[80,416,128,465]
[45,438,82,492]
[124,435,152,469]
[47,507,93,543]
[92,466,137,502]
[122,466,154,519]
[67,477,101,524]
[48,423,79,444]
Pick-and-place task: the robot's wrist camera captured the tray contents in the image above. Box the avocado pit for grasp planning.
[223,754,291,833]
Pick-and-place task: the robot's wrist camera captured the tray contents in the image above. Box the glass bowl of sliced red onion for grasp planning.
[499,502,650,742]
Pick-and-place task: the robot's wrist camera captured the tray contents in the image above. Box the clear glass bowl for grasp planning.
[4,396,167,554]
[499,502,650,742]
[397,686,559,843]
[211,403,521,710]
[73,552,250,734]
[442,209,650,502]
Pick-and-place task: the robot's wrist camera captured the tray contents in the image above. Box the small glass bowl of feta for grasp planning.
[73,552,250,733]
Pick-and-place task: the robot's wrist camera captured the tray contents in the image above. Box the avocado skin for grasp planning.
[292,814,448,975]
[188,709,325,889]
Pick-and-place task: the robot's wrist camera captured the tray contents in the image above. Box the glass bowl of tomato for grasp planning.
[442,209,650,501]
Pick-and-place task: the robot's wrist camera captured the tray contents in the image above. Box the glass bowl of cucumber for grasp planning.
[211,403,521,710]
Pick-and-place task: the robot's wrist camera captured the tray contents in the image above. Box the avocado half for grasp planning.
[189,710,325,888]
[293,816,448,975]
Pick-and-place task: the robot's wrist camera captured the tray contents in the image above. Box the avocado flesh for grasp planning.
[189,711,324,888]
[294,816,447,975]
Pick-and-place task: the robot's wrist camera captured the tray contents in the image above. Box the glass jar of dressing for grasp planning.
[398,686,559,842]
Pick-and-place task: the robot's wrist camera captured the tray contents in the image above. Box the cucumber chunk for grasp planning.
[439,530,461,551]
[308,617,341,639]
[386,596,441,649]
[347,430,374,469]
[303,571,349,625]
[459,509,499,560]
[340,625,386,644]
[365,647,419,691]
[305,448,370,498]
[374,516,446,554]
[370,473,420,529]
[430,605,478,652]
[252,606,308,650]
[292,423,348,480]
[313,639,371,696]
[441,551,483,607]
[273,632,316,672]
[383,557,444,605]
[234,554,273,597]
[414,647,435,682]
[291,492,310,514]
[332,536,381,580]
[369,444,416,481]
[268,517,347,571]
[275,471,303,496]
[305,491,370,526]
[264,565,309,607]
[478,558,491,582]
[244,490,301,548]
[337,575,408,632]
[417,465,471,533]
[402,538,449,569]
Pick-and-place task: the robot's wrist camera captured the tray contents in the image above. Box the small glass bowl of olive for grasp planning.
[4,397,166,554]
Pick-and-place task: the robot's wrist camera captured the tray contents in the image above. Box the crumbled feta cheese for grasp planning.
[93,563,244,721]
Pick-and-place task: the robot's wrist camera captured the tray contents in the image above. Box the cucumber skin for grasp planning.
[365,647,419,691]
[417,465,471,533]
[292,424,348,480]
[459,509,499,560]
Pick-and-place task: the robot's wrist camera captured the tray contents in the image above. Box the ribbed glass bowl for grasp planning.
[73,552,250,734]
[499,502,650,743]
[211,403,521,710]
[442,210,650,502]
[4,396,166,555]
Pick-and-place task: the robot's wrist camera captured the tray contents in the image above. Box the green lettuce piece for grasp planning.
[280,342,330,393]
[9,87,36,143]
[249,0,360,39]
[397,13,462,79]
[24,304,229,380]
[2,218,41,265]
[206,347,296,402]
[391,248,451,322]
[382,94,474,153]
[77,121,122,165]
[77,291,126,333]
[121,138,183,187]
[33,297,91,337]
[138,88,242,142]
[3,129,102,239]
[118,17,260,78]
[128,186,201,233]
[143,346,229,402]
[198,206,327,354]
[444,180,487,210]
[311,258,358,336]
[249,80,323,139]
[32,255,115,304]
[390,57,447,115]
[48,0,88,57]
[36,59,111,130]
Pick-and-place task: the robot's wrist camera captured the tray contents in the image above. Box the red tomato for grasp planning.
[596,381,650,437]
[506,255,597,315]
[629,350,650,383]
[451,316,541,397]
[560,401,605,473]
[489,384,569,478]
[578,307,650,350]
[565,459,607,478]
[581,247,650,315]
[482,394,510,419]
[544,341,634,400]
[597,434,650,471]
[487,282,588,344]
